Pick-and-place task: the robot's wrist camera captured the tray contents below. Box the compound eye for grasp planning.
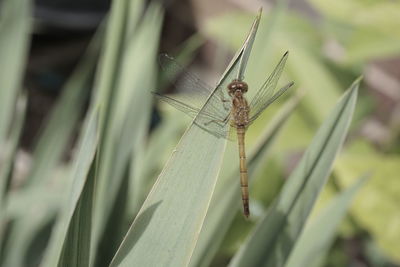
[238,82,247,92]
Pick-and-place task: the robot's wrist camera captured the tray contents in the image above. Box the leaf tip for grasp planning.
[348,76,362,97]
[353,75,363,86]
[257,7,263,17]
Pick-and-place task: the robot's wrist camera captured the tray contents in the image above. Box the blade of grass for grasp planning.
[285,174,368,267]
[229,77,360,267]
[109,11,262,267]
[0,94,27,252]
[0,0,30,249]
[189,93,302,267]
[41,108,99,267]
[0,0,31,144]
[91,2,163,262]
[88,0,135,259]
[1,204,57,267]
[0,28,101,266]
[237,8,261,80]
[25,28,102,186]
[0,94,27,206]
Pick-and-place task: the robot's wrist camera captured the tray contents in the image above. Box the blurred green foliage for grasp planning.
[0,0,399,266]
[202,0,400,265]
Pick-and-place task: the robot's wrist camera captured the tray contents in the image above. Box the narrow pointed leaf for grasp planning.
[229,78,360,267]
[0,27,101,266]
[0,94,26,249]
[0,94,26,207]
[0,0,31,144]
[89,0,137,258]
[26,28,102,186]
[285,174,368,267]
[237,8,262,81]
[91,3,163,261]
[41,108,99,267]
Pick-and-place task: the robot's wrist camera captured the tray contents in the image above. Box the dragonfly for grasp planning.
[155,52,294,218]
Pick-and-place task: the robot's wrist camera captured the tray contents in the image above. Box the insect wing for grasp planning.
[249,82,294,123]
[159,54,214,109]
[249,52,291,121]
[157,54,232,138]
[153,93,201,118]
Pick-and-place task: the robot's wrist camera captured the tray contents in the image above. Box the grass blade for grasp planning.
[26,29,101,186]
[0,94,27,251]
[237,8,261,81]
[0,0,31,143]
[0,94,27,206]
[285,174,369,267]
[229,77,360,267]
[41,108,99,267]
[0,28,101,267]
[91,3,163,263]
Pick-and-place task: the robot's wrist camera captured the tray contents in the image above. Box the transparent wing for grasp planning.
[158,54,231,122]
[249,52,291,121]
[155,93,232,139]
[153,93,203,118]
[249,82,294,123]
[156,54,232,139]
[159,54,214,106]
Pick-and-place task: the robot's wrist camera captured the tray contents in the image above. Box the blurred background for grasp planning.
[2,0,400,266]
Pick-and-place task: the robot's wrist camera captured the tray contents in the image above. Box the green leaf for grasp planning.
[0,94,26,252]
[128,109,186,215]
[307,0,400,34]
[189,94,301,267]
[26,27,101,186]
[285,175,368,267]
[205,11,341,123]
[237,8,261,81]
[229,77,360,267]
[0,0,31,144]
[0,94,27,208]
[307,0,400,64]
[109,11,262,267]
[88,0,136,258]
[91,2,163,261]
[344,28,400,65]
[0,26,101,267]
[335,141,400,262]
[41,108,99,267]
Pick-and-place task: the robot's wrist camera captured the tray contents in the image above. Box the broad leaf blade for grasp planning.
[189,94,301,267]
[229,78,360,267]
[109,11,262,267]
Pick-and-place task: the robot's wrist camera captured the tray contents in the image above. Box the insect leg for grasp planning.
[204,112,231,126]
